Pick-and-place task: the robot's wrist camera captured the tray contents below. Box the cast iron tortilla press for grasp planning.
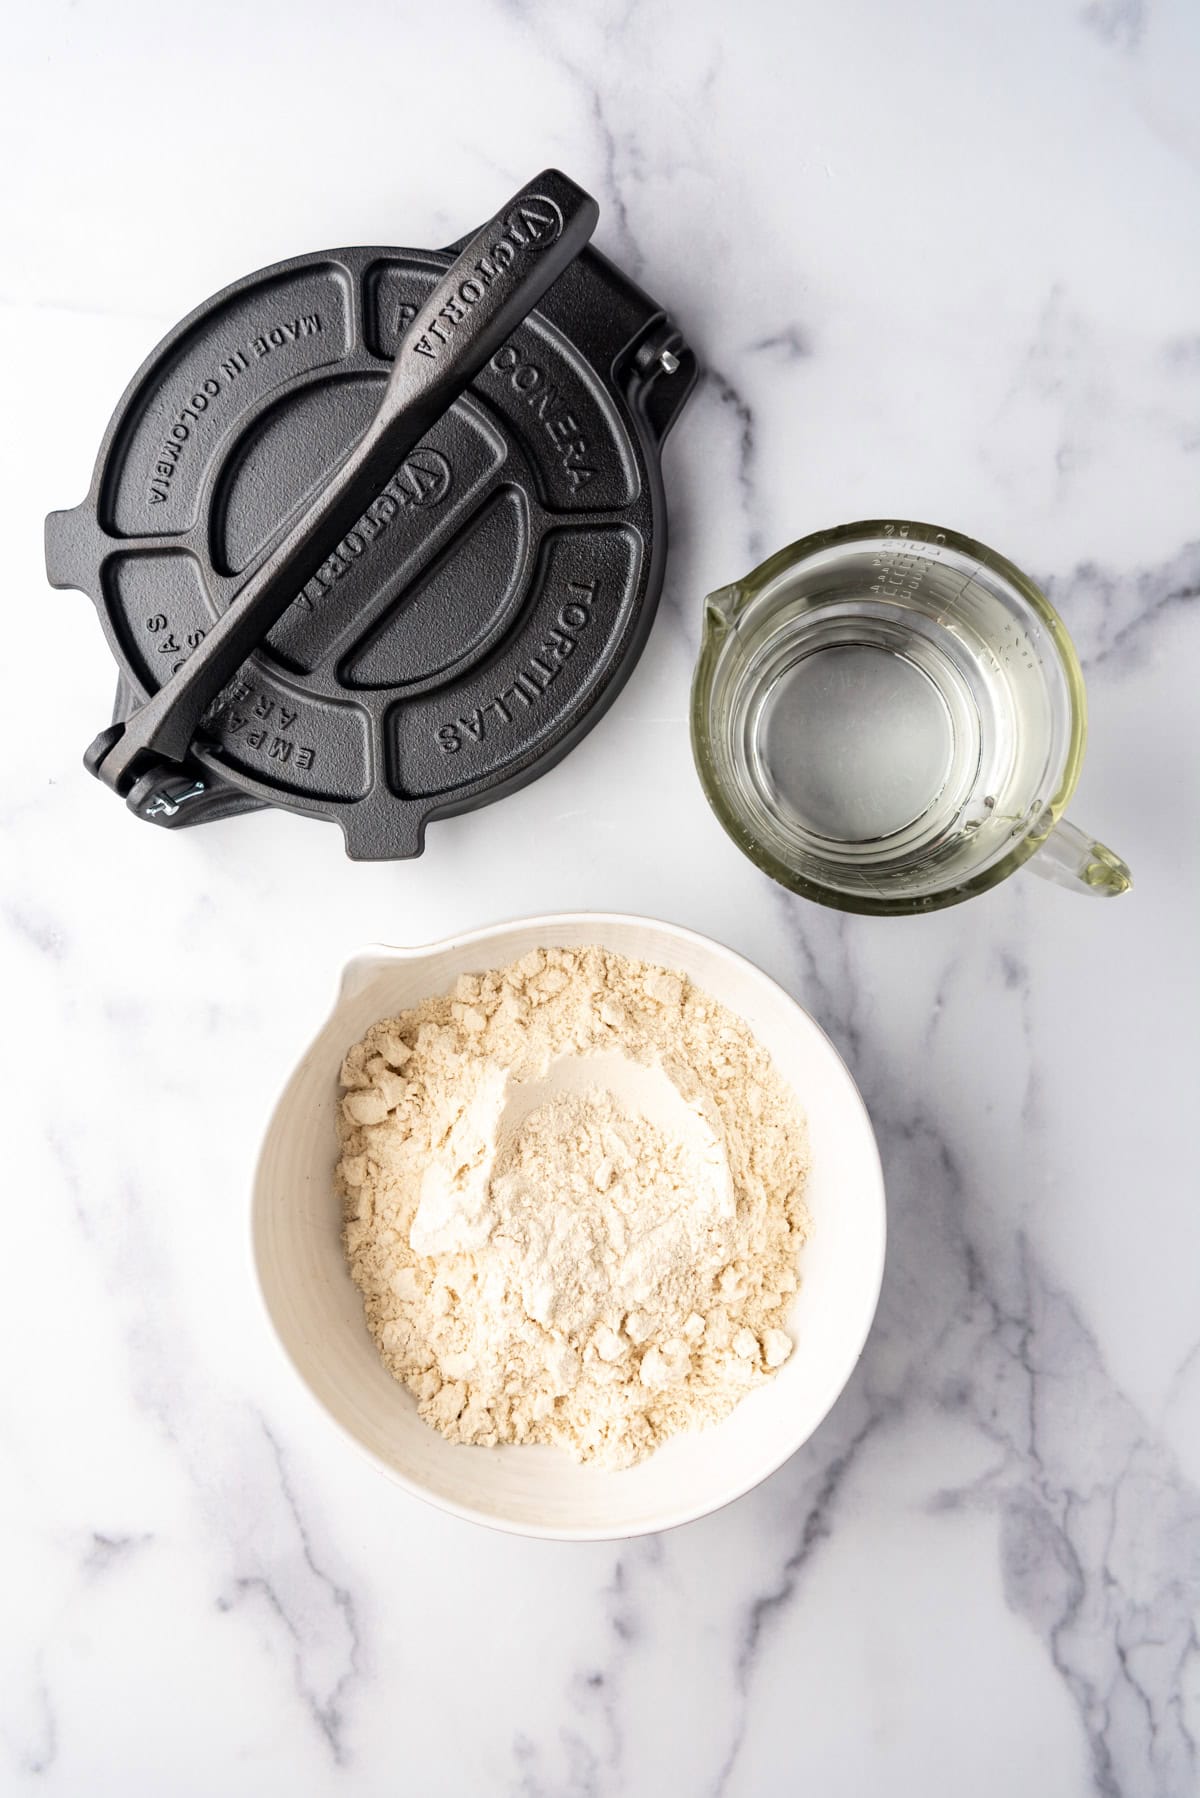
[44,169,695,858]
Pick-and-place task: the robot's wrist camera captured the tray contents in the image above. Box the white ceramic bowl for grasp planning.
[252,914,885,1539]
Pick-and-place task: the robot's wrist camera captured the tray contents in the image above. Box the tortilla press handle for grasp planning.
[87,169,600,804]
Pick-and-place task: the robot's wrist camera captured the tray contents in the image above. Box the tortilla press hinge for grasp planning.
[81,724,251,830]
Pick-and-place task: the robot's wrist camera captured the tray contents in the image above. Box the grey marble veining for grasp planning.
[2,0,1198,1793]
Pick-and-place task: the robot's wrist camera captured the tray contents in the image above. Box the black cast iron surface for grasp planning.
[45,173,695,858]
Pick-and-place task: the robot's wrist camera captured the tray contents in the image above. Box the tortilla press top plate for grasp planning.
[45,178,695,859]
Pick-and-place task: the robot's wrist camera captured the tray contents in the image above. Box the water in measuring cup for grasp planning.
[755,644,960,842]
[734,554,1049,860]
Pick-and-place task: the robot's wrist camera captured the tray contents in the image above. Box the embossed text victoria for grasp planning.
[407,197,566,362]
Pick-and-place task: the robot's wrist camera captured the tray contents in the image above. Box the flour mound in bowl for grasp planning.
[337,946,810,1469]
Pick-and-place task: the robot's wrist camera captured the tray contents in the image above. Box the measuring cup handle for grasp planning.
[1027,816,1132,897]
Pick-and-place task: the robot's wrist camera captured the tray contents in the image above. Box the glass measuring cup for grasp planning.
[691,521,1131,915]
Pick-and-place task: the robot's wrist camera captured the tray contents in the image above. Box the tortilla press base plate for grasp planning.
[46,238,694,857]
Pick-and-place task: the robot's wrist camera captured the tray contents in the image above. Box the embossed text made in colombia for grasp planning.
[147,311,324,509]
[408,196,565,363]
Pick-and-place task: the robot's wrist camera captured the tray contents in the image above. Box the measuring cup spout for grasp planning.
[1027,816,1132,897]
[703,585,741,638]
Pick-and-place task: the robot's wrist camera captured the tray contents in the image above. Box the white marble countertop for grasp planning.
[3,1,1198,1792]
